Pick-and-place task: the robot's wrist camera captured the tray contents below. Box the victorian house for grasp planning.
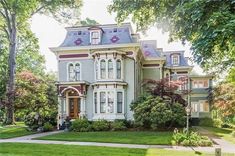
[50,23,213,128]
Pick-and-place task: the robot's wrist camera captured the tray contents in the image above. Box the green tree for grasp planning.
[79,17,99,26]
[0,0,82,124]
[108,0,235,74]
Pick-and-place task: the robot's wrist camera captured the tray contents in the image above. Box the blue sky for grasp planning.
[30,0,202,74]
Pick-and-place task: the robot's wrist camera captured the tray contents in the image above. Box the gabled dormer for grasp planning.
[171,53,180,66]
[88,26,104,45]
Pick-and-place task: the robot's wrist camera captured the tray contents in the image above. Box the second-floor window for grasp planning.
[68,62,81,81]
[100,60,106,79]
[193,80,209,88]
[116,59,121,79]
[108,60,113,79]
[172,55,179,65]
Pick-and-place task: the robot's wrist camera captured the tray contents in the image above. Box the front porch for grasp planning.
[56,82,89,128]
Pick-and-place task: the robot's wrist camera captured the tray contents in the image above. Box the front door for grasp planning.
[69,98,80,119]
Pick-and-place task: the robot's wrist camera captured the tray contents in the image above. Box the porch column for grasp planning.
[80,96,86,118]
[57,95,64,129]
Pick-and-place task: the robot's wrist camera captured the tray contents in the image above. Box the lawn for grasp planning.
[0,143,233,156]
[36,131,173,145]
[0,122,35,139]
[201,126,235,144]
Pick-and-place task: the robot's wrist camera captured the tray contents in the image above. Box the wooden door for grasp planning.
[69,98,80,119]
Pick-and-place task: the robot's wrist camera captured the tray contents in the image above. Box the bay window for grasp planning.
[108,60,114,79]
[116,60,121,79]
[117,92,123,113]
[100,60,106,79]
[100,92,106,113]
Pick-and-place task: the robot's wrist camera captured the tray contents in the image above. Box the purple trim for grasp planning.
[126,51,133,55]
[143,64,160,67]
[177,71,188,74]
[59,54,88,58]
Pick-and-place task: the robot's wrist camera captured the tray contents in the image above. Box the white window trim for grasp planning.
[192,79,209,89]
[67,62,82,81]
[171,54,180,66]
[93,89,124,114]
[96,58,123,81]
[90,30,101,45]
[199,100,210,112]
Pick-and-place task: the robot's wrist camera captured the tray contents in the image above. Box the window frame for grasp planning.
[192,79,209,89]
[90,31,100,45]
[116,59,122,79]
[100,59,106,79]
[171,54,180,65]
[117,92,123,113]
[108,59,114,79]
[67,62,81,81]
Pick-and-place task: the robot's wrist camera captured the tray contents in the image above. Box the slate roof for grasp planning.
[59,24,134,47]
[163,51,190,67]
[140,40,162,58]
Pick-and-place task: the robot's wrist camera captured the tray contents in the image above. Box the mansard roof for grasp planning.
[59,23,135,47]
[163,50,190,67]
[140,40,162,58]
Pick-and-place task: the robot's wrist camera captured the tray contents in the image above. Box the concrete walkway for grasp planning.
[0,130,235,154]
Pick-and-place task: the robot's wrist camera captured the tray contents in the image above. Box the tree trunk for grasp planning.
[5,13,17,125]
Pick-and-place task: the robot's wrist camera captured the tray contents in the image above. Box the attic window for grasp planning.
[172,54,180,65]
[78,31,82,35]
[90,31,100,45]
[113,28,117,32]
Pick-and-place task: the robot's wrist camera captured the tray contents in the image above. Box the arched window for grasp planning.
[116,60,121,79]
[108,59,113,79]
[68,63,74,81]
[100,59,106,79]
[75,63,80,81]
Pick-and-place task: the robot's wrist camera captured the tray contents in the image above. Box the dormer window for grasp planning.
[172,54,180,65]
[90,31,100,45]
[113,28,117,32]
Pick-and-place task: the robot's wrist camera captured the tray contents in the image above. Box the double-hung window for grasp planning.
[91,31,100,45]
[172,55,179,65]
[117,92,123,113]
[94,92,97,113]
[107,92,114,113]
[75,63,80,81]
[68,63,75,81]
[100,60,106,79]
[108,60,113,79]
[100,92,106,113]
[116,60,121,79]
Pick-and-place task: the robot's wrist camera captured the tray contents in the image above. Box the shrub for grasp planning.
[92,120,110,131]
[172,129,213,146]
[231,131,235,137]
[70,118,91,132]
[213,119,222,128]
[111,120,127,131]
[199,117,213,127]
[131,95,186,129]
[43,122,54,132]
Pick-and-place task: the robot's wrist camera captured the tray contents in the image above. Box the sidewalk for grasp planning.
[0,130,235,154]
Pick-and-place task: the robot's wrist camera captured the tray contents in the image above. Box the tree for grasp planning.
[78,17,99,26]
[143,77,189,106]
[108,0,235,74]
[0,0,82,124]
[212,82,235,122]
[15,71,58,129]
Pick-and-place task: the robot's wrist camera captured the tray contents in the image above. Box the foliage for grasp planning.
[92,120,110,131]
[231,131,235,138]
[70,118,91,132]
[199,117,213,127]
[212,82,235,122]
[14,71,58,129]
[131,95,185,129]
[78,17,99,26]
[143,78,189,106]
[172,129,212,146]
[213,119,223,128]
[109,0,235,74]
[43,122,54,132]
[0,0,82,124]
[111,120,127,131]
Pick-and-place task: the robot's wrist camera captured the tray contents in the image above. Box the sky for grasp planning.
[30,0,203,74]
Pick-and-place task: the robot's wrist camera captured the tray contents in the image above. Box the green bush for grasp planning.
[92,120,110,131]
[172,129,213,146]
[70,118,91,132]
[131,95,186,129]
[199,117,213,127]
[213,119,222,128]
[43,122,54,132]
[111,120,127,131]
[231,131,235,137]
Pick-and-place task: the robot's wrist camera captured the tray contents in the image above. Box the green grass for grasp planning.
[0,143,234,156]
[37,131,173,145]
[0,122,35,139]
[202,126,235,144]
